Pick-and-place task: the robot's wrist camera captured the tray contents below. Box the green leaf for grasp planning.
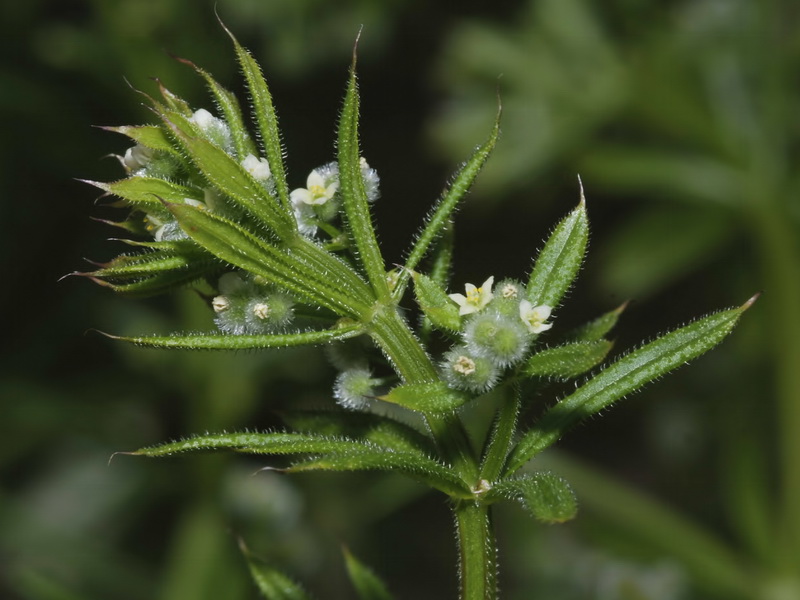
[479,384,521,483]
[487,473,577,523]
[100,124,177,154]
[85,176,200,211]
[132,431,383,458]
[242,549,312,600]
[85,261,218,297]
[288,449,471,498]
[343,548,394,600]
[568,302,627,342]
[156,80,193,116]
[179,56,258,160]
[338,50,390,299]
[526,190,588,308]
[412,272,461,332]
[163,114,293,237]
[280,410,435,455]
[394,107,500,297]
[381,381,471,414]
[522,340,614,379]
[224,25,291,213]
[506,297,756,472]
[81,245,207,280]
[166,202,369,317]
[107,322,363,350]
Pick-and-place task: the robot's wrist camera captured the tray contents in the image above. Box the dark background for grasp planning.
[2,1,798,599]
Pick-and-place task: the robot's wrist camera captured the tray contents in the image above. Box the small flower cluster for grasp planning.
[212,272,295,335]
[443,277,553,392]
[290,158,380,238]
[119,108,275,244]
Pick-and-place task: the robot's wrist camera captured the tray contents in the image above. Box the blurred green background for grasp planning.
[2,1,799,599]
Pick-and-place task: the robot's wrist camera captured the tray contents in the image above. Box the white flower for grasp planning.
[290,169,339,206]
[448,276,495,315]
[241,154,271,181]
[519,300,553,334]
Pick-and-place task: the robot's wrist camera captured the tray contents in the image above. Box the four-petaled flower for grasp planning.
[290,169,338,206]
[449,276,495,315]
[519,300,553,334]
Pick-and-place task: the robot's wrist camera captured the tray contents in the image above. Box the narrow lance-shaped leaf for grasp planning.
[412,272,461,333]
[156,80,193,116]
[506,296,756,473]
[288,450,472,499]
[568,301,628,342]
[479,384,521,483]
[343,548,394,600]
[99,125,177,154]
[486,473,577,523]
[105,322,364,351]
[280,410,435,455]
[241,545,312,600]
[223,24,292,214]
[83,177,201,211]
[132,431,386,458]
[84,261,219,298]
[79,246,207,280]
[420,224,455,341]
[526,183,588,308]
[177,56,258,159]
[338,48,391,299]
[394,108,500,299]
[167,202,369,317]
[522,340,614,380]
[380,381,471,414]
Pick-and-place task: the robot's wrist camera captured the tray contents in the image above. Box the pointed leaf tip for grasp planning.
[107,451,137,466]
[86,329,121,341]
[352,25,364,64]
[577,174,586,207]
[742,292,761,310]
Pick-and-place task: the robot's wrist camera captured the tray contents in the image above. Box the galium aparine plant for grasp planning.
[76,24,755,600]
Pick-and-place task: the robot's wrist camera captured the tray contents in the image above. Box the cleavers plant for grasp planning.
[79,24,754,600]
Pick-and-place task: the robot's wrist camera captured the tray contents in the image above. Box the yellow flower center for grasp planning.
[309,184,327,199]
[466,287,483,305]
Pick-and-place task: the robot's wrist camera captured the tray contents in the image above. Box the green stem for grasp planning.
[455,501,497,600]
[369,304,495,599]
[369,306,478,481]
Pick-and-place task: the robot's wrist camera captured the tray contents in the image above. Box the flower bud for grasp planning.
[123,144,154,171]
[189,108,233,153]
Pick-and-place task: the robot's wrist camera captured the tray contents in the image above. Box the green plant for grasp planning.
[79,24,752,600]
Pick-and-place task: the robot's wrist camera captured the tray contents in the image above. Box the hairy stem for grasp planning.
[455,501,497,600]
